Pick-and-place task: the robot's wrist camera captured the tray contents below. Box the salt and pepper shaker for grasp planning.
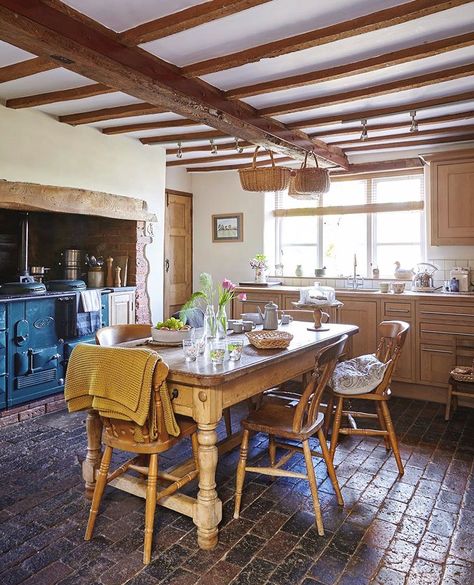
[106,257,114,287]
[114,266,122,288]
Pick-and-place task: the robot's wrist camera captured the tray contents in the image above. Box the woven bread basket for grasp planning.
[288,173,320,201]
[239,146,291,192]
[450,366,474,383]
[294,152,330,195]
[246,330,293,349]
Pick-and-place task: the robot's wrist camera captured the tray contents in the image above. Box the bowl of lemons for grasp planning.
[151,317,193,344]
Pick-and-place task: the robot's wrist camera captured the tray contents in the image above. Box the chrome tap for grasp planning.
[346,253,364,289]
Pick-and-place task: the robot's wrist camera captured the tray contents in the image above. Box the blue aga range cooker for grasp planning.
[0,282,109,409]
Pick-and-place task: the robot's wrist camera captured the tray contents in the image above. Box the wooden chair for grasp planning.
[234,335,348,536]
[325,321,409,476]
[92,325,199,564]
[446,337,474,420]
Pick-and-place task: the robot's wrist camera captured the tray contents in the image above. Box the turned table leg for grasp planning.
[193,422,222,550]
[83,409,103,500]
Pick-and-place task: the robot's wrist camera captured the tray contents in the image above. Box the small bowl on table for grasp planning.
[151,326,192,344]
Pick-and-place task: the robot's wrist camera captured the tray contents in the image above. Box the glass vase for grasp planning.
[203,305,217,340]
[216,304,228,339]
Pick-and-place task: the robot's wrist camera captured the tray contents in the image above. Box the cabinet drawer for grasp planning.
[382,300,412,319]
[418,303,474,323]
[419,321,474,345]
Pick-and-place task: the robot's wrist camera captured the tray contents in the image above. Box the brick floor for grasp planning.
[0,396,472,585]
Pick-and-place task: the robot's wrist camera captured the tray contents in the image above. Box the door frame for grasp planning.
[163,188,193,320]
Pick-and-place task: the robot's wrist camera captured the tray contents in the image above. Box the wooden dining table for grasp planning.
[81,321,358,550]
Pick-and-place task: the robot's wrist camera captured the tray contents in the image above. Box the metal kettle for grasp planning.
[259,301,279,330]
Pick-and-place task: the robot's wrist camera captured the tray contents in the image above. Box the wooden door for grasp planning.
[164,190,193,319]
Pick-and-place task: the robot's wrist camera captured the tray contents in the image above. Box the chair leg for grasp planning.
[191,431,199,472]
[234,429,250,519]
[85,445,113,541]
[268,435,276,467]
[317,429,343,507]
[324,393,334,436]
[329,396,344,459]
[445,382,453,421]
[302,439,324,536]
[376,403,391,451]
[143,453,158,564]
[223,407,232,437]
[380,401,404,476]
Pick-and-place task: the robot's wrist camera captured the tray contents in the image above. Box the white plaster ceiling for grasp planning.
[0,69,97,100]
[34,93,143,116]
[0,41,35,67]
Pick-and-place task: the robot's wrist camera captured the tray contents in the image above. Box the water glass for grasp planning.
[227,339,244,361]
[210,341,226,365]
[182,339,199,362]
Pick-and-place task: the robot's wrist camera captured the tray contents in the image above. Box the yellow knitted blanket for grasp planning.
[64,344,180,439]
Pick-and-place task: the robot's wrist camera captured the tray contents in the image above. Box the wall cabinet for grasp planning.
[423,149,474,245]
[109,290,136,325]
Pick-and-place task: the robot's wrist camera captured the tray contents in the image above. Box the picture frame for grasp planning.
[212,213,243,243]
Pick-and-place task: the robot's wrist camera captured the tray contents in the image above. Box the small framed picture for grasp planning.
[212,213,243,243]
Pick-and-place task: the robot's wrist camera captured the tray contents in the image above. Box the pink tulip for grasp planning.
[238,293,247,301]
[222,278,235,291]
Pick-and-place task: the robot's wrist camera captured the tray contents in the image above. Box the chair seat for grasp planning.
[103,415,197,454]
[242,401,324,440]
[330,354,387,395]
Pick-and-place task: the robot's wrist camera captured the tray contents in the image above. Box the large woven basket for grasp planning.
[239,147,291,192]
[246,330,293,349]
[294,152,330,195]
[288,173,320,201]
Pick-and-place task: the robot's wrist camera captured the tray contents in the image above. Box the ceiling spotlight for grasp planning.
[210,139,218,155]
[234,137,243,153]
[410,110,419,133]
[176,142,183,159]
[360,119,368,141]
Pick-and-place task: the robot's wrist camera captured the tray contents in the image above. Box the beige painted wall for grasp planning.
[0,105,166,321]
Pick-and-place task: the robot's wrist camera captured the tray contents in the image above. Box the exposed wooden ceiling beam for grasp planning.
[0,0,347,168]
[344,133,474,152]
[59,103,168,125]
[330,125,474,146]
[167,150,276,167]
[226,32,474,99]
[260,64,474,116]
[331,159,423,176]
[0,55,56,82]
[119,0,271,45]
[186,157,295,172]
[102,118,201,135]
[286,91,474,129]
[167,140,253,155]
[141,130,228,145]
[6,83,114,108]
[182,0,471,77]
[310,111,474,138]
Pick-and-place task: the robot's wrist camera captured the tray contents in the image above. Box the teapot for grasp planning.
[258,301,279,330]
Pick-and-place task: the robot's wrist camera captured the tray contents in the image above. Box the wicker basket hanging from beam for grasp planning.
[239,146,291,192]
[294,152,330,195]
[288,173,320,200]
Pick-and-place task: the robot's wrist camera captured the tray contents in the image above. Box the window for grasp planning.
[273,173,424,278]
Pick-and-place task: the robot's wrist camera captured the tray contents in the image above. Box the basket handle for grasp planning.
[252,146,275,169]
[300,151,320,169]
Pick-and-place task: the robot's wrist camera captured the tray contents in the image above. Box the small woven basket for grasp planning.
[294,152,330,195]
[246,330,293,349]
[288,173,320,201]
[239,146,291,192]
[450,366,474,383]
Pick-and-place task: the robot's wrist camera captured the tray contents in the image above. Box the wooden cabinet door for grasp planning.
[339,299,378,357]
[110,292,135,325]
[431,158,474,245]
[233,291,282,319]
[393,320,414,382]
[419,344,455,387]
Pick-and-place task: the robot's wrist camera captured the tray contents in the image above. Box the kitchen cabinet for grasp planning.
[381,299,415,383]
[422,149,474,245]
[419,344,455,387]
[339,298,378,358]
[109,290,136,325]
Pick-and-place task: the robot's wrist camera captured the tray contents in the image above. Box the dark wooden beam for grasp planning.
[186,157,294,172]
[226,32,474,99]
[142,130,228,145]
[310,111,474,138]
[6,83,114,108]
[331,159,423,176]
[344,134,474,152]
[102,118,201,135]
[59,103,168,125]
[119,0,271,45]
[286,91,474,129]
[260,64,474,116]
[330,125,474,146]
[0,0,347,168]
[182,0,471,77]
[0,55,56,82]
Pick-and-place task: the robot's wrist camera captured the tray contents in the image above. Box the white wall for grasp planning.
[0,105,166,321]
[191,171,269,288]
[165,167,192,193]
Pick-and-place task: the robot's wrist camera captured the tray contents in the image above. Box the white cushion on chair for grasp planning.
[329,354,388,395]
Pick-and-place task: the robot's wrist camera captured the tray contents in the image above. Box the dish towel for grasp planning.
[64,344,180,439]
[80,290,101,312]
